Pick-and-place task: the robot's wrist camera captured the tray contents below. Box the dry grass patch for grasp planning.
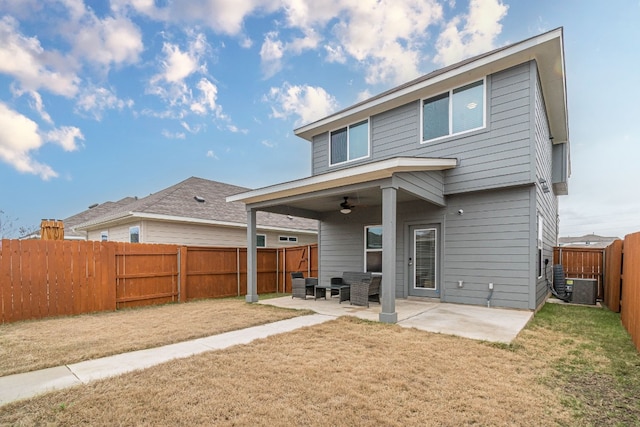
[0,317,571,426]
[0,298,308,376]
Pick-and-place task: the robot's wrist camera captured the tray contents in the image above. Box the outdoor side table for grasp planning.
[314,284,350,303]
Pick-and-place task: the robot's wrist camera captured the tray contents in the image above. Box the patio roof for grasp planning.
[226,157,457,216]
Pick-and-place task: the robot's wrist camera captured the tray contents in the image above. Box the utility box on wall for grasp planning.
[566,278,597,305]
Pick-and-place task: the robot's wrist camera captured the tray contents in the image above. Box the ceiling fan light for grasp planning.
[340,208,352,214]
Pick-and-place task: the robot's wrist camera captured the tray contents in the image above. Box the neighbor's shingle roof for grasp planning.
[63,197,138,238]
[72,177,317,232]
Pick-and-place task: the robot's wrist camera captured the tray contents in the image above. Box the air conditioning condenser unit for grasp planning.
[565,278,597,305]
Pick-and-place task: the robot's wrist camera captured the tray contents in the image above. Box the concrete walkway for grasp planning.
[0,314,333,407]
[0,299,533,407]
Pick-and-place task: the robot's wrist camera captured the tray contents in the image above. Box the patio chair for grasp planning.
[350,276,381,308]
[291,272,317,299]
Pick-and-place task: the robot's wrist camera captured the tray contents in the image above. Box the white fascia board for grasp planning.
[227,157,458,205]
[295,28,564,141]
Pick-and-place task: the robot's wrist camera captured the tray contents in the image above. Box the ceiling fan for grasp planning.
[340,196,354,214]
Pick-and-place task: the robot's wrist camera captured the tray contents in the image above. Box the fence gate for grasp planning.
[553,247,605,300]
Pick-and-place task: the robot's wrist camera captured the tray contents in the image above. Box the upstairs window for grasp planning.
[422,79,485,142]
[256,234,266,248]
[330,119,369,165]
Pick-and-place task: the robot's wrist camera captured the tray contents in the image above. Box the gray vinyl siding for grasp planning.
[443,187,533,309]
[393,171,445,206]
[317,185,534,310]
[317,208,379,284]
[533,69,559,308]
[311,62,535,195]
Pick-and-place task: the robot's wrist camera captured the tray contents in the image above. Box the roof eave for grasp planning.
[227,157,458,205]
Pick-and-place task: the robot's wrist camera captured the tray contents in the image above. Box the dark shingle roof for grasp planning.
[72,177,317,232]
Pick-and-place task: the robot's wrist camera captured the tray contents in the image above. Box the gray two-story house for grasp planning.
[229,28,570,323]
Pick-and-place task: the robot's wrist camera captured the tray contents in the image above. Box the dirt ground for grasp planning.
[0,298,308,377]
[0,300,577,426]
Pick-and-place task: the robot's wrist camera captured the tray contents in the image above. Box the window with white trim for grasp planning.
[256,234,266,248]
[278,236,298,243]
[129,226,140,243]
[100,231,108,241]
[422,79,485,142]
[537,214,544,279]
[330,119,369,165]
[365,225,382,273]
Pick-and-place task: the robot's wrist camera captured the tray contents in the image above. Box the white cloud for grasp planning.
[434,0,508,66]
[261,140,276,148]
[112,0,279,35]
[206,150,218,159]
[180,121,199,134]
[356,89,373,102]
[148,32,217,114]
[45,126,84,152]
[76,86,134,120]
[190,78,222,116]
[0,102,57,180]
[239,36,253,49]
[227,124,248,134]
[260,31,285,77]
[324,44,347,63]
[329,0,444,85]
[267,83,338,125]
[71,15,144,68]
[155,37,206,84]
[161,129,186,139]
[10,88,55,124]
[0,16,79,97]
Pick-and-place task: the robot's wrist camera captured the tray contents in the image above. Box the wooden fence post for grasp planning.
[178,246,187,302]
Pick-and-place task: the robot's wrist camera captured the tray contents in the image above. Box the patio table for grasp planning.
[314,284,350,303]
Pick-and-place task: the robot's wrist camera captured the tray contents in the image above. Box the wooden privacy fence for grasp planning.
[618,233,640,351]
[553,246,605,299]
[0,239,318,323]
[554,234,640,353]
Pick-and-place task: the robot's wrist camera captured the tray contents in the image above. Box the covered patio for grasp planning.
[228,157,458,324]
[258,296,533,343]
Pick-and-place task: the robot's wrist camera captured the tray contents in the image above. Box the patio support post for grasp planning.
[380,185,398,323]
[246,208,259,303]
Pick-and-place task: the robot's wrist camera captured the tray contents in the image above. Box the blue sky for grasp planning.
[0,0,638,239]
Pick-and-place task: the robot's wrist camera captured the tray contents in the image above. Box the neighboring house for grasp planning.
[63,197,139,240]
[229,28,570,323]
[558,234,618,249]
[69,177,317,248]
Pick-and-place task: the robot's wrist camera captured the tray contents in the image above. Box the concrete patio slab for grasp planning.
[259,296,533,343]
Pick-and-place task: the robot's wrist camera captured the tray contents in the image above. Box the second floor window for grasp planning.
[422,79,485,142]
[330,119,369,165]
